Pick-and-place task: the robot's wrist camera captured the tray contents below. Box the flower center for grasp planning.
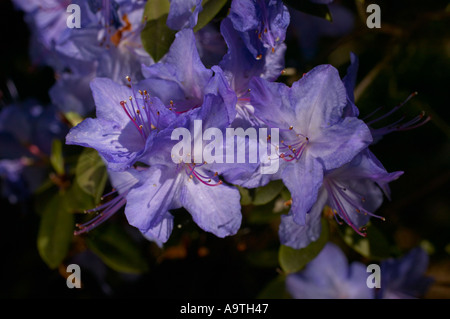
[278,131,310,162]
[256,0,278,56]
[120,76,163,141]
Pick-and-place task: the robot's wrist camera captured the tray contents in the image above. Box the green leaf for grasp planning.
[142,0,170,21]
[86,223,149,274]
[284,0,332,21]
[245,249,279,268]
[37,194,74,269]
[246,202,281,225]
[238,186,252,205]
[279,218,329,274]
[194,0,228,32]
[50,139,65,176]
[253,180,285,206]
[75,148,108,203]
[141,13,176,62]
[65,180,96,213]
[257,275,291,299]
[340,223,393,260]
[64,111,83,127]
[280,187,291,201]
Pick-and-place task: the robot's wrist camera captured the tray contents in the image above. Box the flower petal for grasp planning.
[90,77,134,126]
[167,0,203,30]
[281,157,324,225]
[180,177,242,237]
[309,116,372,170]
[65,118,144,171]
[142,213,174,247]
[342,52,360,117]
[290,65,347,132]
[140,29,212,112]
[279,188,327,249]
[250,76,294,128]
[124,166,182,233]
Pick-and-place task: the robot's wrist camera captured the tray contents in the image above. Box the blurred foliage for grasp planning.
[1,0,449,298]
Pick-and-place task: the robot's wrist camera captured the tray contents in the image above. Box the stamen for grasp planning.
[324,179,386,237]
[119,76,172,140]
[363,92,430,138]
[184,163,223,186]
[75,192,127,235]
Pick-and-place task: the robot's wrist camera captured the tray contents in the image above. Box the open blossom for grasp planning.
[68,50,242,244]
[378,247,433,299]
[287,243,433,299]
[250,65,372,226]
[65,76,177,171]
[140,28,236,122]
[218,0,288,124]
[286,243,373,299]
[228,0,289,59]
[81,90,242,244]
[279,149,403,249]
[13,0,153,116]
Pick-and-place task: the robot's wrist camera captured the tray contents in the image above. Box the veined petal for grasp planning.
[219,18,286,95]
[229,0,259,32]
[180,176,242,238]
[203,66,238,126]
[250,76,294,127]
[141,29,212,111]
[124,166,182,232]
[167,0,203,30]
[229,0,289,56]
[279,187,327,249]
[309,116,372,170]
[90,77,134,126]
[65,118,143,171]
[142,213,174,247]
[290,65,347,133]
[282,157,324,225]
